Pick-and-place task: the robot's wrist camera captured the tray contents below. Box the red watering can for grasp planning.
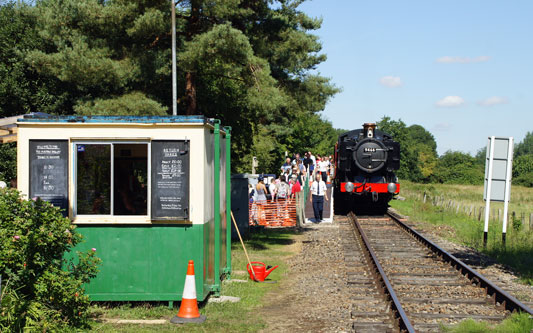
[247,261,278,282]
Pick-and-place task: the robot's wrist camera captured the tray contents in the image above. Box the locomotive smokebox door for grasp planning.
[353,138,388,173]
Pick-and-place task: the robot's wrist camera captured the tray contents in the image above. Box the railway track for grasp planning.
[343,211,533,332]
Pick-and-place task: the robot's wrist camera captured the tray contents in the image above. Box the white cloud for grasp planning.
[436,96,465,107]
[478,96,508,106]
[379,76,402,87]
[436,56,491,64]
[433,122,452,131]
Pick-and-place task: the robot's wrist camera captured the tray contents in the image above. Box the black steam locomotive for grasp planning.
[333,123,400,213]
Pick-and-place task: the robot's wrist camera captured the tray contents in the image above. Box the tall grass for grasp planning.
[392,181,533,285]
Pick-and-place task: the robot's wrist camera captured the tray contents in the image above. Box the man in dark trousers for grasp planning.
[310,172,328,222]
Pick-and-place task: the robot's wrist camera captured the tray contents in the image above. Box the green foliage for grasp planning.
[377,116,438,182]
[0,188,101,331]
[511,214,522,231]
[512,154,533,187]
[0,2,68,116]
[22,0,173,114]
[376,116,488,185]
[433,150,484,185]
[474,147,486,166]
[441,310,533,332]
[75,91,167,116]
[287,113,338,156]
[2,0,339,173]
[515,131,533,157]
[0,142,16,183]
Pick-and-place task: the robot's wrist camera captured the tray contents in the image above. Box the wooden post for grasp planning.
[529,213,533,231]
[423,192,427,203]
[456,203,460,214]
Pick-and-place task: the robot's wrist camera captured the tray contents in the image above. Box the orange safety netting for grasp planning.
[249,199,297,227]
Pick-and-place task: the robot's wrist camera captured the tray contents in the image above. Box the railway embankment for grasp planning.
[390,183,533,288]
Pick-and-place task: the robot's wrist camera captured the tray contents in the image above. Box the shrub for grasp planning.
[0,188,101,331]
[0,142,16,184]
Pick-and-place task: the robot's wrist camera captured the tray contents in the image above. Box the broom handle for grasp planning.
[231,210,257,281]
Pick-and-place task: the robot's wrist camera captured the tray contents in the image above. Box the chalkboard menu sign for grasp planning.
[29,140,69,216]
[151,140,189,220]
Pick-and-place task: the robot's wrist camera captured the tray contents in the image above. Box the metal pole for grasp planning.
[484,136,495,247]
[224,126,232,277]
[213,120,221,294]
[171,0,177,115]
[501,137,514,246]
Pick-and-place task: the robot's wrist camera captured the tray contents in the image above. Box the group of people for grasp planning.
[280,152,334,184]
[251,151,334,223]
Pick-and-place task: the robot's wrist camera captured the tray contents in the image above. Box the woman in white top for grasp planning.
[318,157,329,182]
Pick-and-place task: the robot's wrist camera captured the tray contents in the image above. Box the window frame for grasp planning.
[72,140,152,224]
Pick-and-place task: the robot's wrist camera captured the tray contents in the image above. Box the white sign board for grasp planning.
[484,137,513,202]
[483,136,513,244]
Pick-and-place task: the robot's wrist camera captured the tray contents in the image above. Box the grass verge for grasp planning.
[393,182,533,331]
[391,182,533,285]
[440,313,533,332]
[87,228,299,332]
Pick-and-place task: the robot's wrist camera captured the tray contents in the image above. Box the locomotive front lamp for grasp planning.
[387,183,397,193]
[345,182,355,192]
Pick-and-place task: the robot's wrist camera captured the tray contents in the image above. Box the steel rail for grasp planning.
[388,211,533,316]
[348,212,415,333]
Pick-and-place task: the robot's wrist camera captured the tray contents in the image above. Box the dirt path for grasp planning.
[260,222,353,332]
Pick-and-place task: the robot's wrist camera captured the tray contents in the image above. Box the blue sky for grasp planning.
[299,0,533,155]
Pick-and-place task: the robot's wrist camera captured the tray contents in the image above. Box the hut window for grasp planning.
[75,143,148,216]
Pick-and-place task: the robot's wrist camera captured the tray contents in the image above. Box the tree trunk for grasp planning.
[185,72,197,115]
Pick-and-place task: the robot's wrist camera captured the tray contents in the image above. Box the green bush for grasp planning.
[0,142,16,184]
[0,188,101,331]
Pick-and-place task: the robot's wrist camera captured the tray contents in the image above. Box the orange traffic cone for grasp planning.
[170,260,206,324]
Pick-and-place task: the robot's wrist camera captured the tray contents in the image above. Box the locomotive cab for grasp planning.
[334,123,400,213]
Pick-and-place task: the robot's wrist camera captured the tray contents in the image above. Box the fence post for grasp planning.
[296,192,304,229]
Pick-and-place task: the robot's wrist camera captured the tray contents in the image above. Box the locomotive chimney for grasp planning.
[363,123,376,138]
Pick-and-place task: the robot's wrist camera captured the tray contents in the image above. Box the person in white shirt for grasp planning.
[309,151,316,174]
[291,153,301,166]
[309,173,328,222]
[318,157,329,182]
[269,179,278,202]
